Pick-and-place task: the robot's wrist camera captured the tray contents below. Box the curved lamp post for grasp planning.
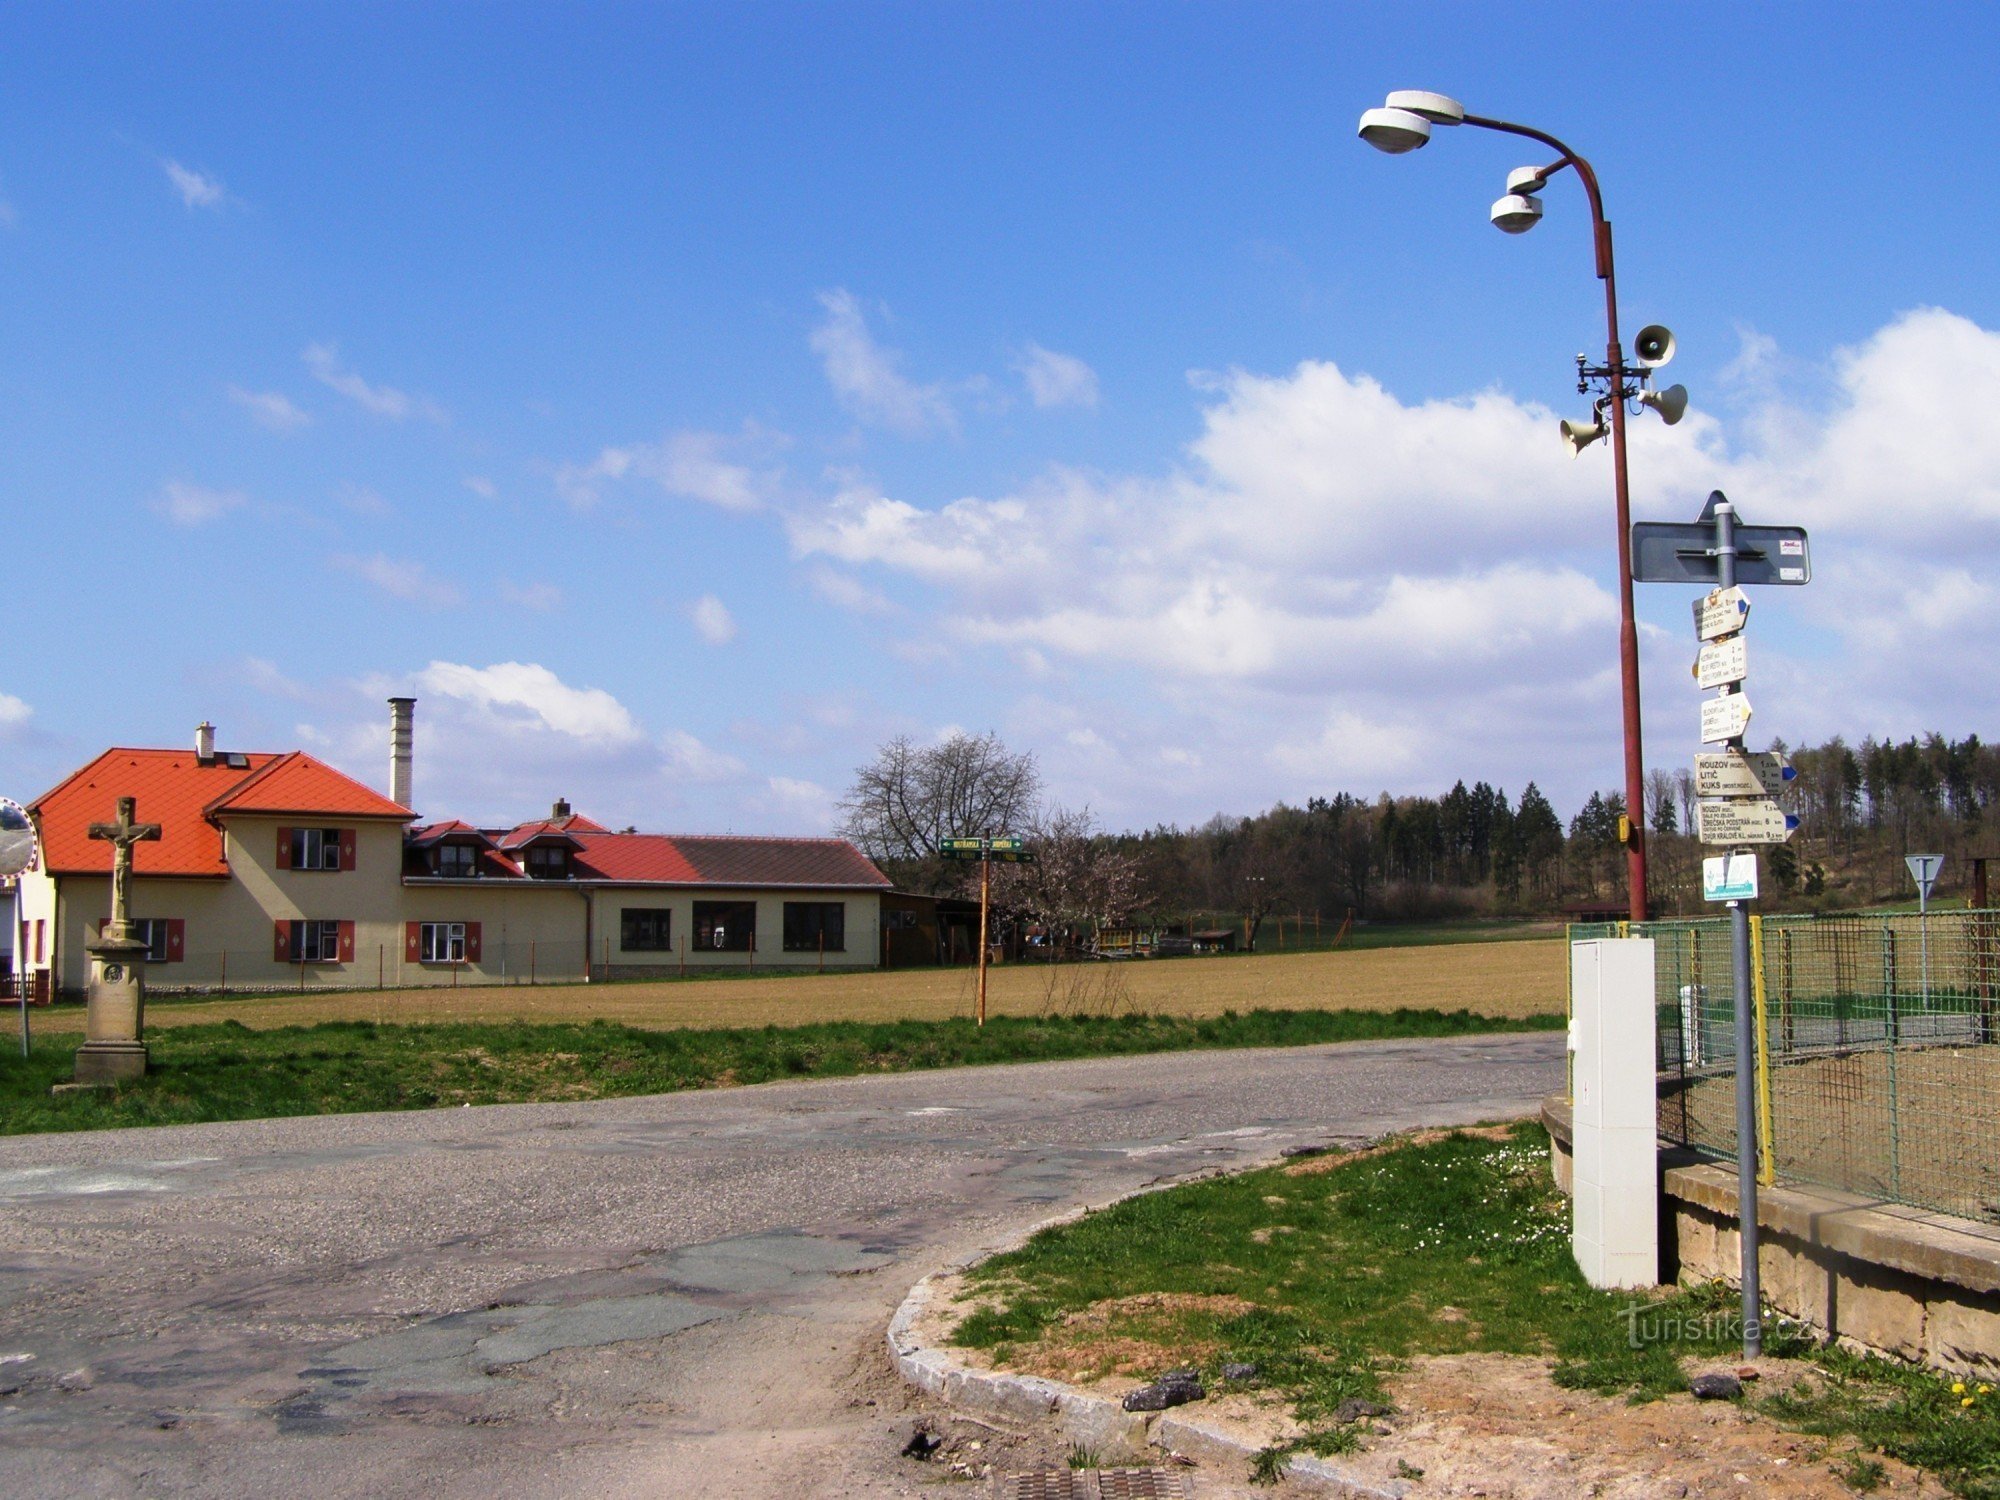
[1359,90,1666,922]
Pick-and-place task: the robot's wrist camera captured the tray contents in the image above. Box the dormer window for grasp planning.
[526,844,570,880]
[437,843,478,879]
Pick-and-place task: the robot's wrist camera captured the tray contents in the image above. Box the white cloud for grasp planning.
[1017,343,1100,409]
[163,159,226,210]
[334,554,464,608]
[238,657,309,701]
[463,475,497,500]
[779,308,2000,819]
[0,691,31,727]
[556,426,781,512]
[303,343,446,423]
[810,290,956,435]
[661,729,747,782]
[690,594,738,645]
[228,386,310,432]
[754,775,836,829]
[416,661,643,746]
[152,481,247,526]
[805,564,897,616]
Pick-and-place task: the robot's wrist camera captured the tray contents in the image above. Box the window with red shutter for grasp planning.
[274,920,292,962]
[339,830,356,872]
[277,827,294,868]
[337,921,355,963]
[405,922,422,962]
[165,919,185,963]
[465,923,482,962]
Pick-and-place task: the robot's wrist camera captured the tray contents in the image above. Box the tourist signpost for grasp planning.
[939,835,1033,1027]
[1634,489,1810,1359]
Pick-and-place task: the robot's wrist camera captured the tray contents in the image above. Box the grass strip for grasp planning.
[951,1123,2000,1494]
[0,1006,1558,1137]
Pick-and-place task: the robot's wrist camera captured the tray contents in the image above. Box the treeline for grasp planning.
[839,730,2000,933]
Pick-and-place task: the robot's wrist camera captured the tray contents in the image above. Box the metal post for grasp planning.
[1716,496,1762,1358]
[976,855,991,1027]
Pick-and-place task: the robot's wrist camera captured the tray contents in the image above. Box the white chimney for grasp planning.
[388,697,415,810]
[195,721,216,763]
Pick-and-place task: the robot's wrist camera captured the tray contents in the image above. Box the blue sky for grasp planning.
[3,4,1998,835]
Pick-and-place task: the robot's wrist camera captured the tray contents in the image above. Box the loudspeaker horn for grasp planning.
[1639,383,1689,425]
[1560,417,1607,456]
[1633,324,1676,368]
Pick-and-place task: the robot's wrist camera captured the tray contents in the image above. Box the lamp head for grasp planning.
[1639,383,1689,425]
[1357,107,1432,154]
[1560,416,1607,456]
[1505,166,1547,196]
[1490,193,1543,233]
[1383,90,1465,124]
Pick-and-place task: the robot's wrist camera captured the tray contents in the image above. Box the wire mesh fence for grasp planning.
[1572,911,2000,1224]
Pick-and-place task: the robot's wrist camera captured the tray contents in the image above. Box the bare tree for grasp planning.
[994,804,1146,954]
[837,731,1040,885]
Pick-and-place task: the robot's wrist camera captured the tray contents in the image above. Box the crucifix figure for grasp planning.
[72,797,161,1086]
[88,797,161,946]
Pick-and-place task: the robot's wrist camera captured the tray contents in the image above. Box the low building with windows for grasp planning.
[16,713,896,996]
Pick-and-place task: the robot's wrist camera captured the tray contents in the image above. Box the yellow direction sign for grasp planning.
[1696,636,1748,690]
[1694,585,1750,642]
[1700,693,1753,744]
[1693,750,1794,799]
[1696,798,1798,845]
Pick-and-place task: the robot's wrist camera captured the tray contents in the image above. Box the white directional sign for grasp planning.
[1696,798,1798,845]
[1906,854,1944,900]
[1699,694,1753,744]
[1694,750,1794,799]
[1694,585,1750,641]
[1696,636,1748,690]
[1703,852,1760,902]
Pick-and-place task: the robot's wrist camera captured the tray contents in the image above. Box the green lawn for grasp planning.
[952,1123,2000,1494]
[0,1007,1560,1137]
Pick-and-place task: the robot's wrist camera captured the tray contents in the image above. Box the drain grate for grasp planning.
[996,1470,1195,1500]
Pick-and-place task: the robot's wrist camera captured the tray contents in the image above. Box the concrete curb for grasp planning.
[887,1211,1410,1498]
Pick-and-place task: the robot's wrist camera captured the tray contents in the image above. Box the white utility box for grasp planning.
[1569,938,1660,1289]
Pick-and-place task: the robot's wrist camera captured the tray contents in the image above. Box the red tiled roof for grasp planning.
[570,832,891,889]
[409,820,497,848]
[32,747,410,878]
[205,752,412,820]
[497,819,587,851]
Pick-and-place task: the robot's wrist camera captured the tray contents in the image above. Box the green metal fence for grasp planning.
[1572,911,2000,1224]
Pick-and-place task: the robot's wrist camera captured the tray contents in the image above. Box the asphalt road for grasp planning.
[0,1032,1564,1498]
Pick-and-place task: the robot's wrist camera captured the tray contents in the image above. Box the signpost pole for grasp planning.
[1716,497,1763,1360]
[977,851,991,1029]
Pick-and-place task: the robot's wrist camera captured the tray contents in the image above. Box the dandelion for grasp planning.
[1964,1397,1977,1409]
[1953,1381,1968,1395]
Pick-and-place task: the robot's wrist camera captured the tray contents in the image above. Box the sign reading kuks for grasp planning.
[1693,750,1794,799]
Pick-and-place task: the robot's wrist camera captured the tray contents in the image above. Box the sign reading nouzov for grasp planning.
[1694,750,1794,799]
[1696,798,1798,846]
[1699,694,1753,744]
[1696,636,1748,691]
[1694,585,1751,642]
[1703,852,1760,903]
[939,835,1033,863]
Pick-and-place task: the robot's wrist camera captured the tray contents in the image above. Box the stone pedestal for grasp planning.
[75,930,149,1085]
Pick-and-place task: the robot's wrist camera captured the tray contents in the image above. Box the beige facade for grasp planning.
[17,824,886,995]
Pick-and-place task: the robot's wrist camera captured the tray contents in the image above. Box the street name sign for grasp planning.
[1906,854,1944,900]
[1693,750,1794,799]
[1694,586,1751,641]
[1700,694,1753,744]
[1633,521,1811,587]
[1696,798,1798,845]
[1703,852,1760,903]
[1696,636,1748,690]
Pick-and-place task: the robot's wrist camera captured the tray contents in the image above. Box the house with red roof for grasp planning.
[16,707,896,997]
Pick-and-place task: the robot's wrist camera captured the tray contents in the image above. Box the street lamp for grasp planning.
[1358,90,1684,922]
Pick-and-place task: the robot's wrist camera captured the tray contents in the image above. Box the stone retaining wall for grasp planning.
[1543,1095,2000,1377]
